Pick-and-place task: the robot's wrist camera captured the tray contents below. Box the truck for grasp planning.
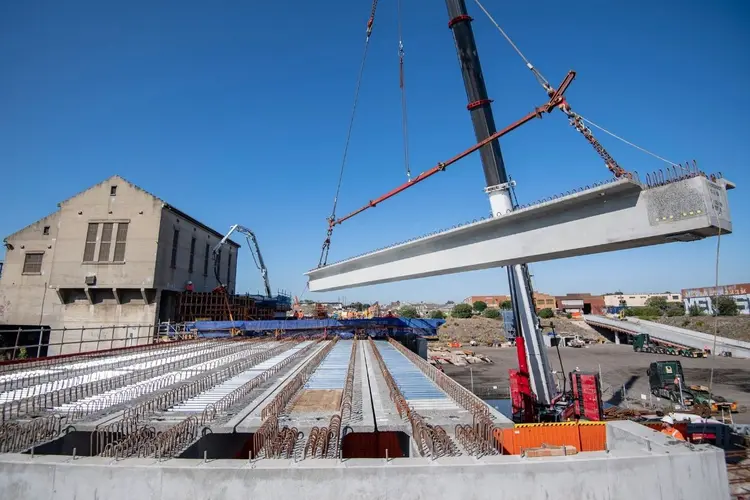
[647,360,694,406]
[632,333,706,358]
[647,360,741,416]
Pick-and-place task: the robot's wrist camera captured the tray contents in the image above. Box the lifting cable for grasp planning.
[472,0,677,177]
[397,0,412,181]
[318,0,380,268]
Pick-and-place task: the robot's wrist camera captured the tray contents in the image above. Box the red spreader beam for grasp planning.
[331,71,576,229]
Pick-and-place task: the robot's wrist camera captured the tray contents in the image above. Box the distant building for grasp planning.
[603,292,681,308]
[0,175,239,354]
[555,293,605,316]
[681,283,750,315]
[463,295,510,308]
[533,292,556,311]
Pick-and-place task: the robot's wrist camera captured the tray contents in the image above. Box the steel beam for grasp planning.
[306,176,734,292]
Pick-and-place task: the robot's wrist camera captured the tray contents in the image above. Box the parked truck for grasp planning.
[632,333,706,358]
[647,360,740,415]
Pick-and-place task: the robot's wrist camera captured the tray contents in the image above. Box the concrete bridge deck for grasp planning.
[584,315,750,359]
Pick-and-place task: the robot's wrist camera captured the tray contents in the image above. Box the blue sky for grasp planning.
[1,0,748,304]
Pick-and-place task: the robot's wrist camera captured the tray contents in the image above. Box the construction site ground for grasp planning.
[442,343,750,424]
[437,316,603,345]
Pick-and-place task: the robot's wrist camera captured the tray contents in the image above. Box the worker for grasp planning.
[660,415,685,441]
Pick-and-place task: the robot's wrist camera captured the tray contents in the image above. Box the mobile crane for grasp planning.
[213,224,272,297]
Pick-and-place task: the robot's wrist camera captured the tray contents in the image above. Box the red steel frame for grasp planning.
[329,71,576,229]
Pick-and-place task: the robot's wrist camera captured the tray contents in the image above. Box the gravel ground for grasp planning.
[442,343,750,424]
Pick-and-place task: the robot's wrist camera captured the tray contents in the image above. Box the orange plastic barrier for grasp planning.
[493,422,607,455]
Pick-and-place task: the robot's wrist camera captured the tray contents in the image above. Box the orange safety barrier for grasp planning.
[493,422,607,455]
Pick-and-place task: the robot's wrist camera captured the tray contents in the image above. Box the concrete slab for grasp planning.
[307,176,733,292]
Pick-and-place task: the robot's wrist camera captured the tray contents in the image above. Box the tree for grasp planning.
[451,303,473,318]
[712,296,739,316]
[472,301,487,313]
[538,308,554,319]
[350,301,364,312]
[398,306,419,318]
[500,300,512,310]
[645,296,669,312]
[665,304,685,317]
[429,310,446,319]
[362,303,371,310]
[482,308,500,319]
[446,300,454,304]
[688,304,704,317]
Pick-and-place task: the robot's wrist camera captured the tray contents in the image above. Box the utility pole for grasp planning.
[445,0,557,406]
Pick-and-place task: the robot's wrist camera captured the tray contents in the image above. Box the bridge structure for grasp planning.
[584,315,750,359]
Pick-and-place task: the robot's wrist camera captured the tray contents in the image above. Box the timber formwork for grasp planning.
[176,291,276,322]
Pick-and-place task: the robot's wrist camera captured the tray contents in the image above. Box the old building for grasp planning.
[463,295,510,308]
[532,292,556,312]
[0,175,239,354]
[603,292,682,308]
[555,293,606,316]
[681,283,750,315]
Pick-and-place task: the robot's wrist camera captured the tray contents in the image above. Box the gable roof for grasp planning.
[6,175,239,247]
[3,210,60,242]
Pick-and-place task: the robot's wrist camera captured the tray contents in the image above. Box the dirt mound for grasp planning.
[437,316,605,344]
[657,316,750,342]
[437,317,506,345]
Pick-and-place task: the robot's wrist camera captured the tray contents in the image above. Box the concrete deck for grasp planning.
[306,176,733,292]
[0,338,510,463]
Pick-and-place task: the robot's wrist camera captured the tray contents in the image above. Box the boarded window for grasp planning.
[170,229,180,269]
[203,243,210,276]
[83,223,98,262]
[188,237,196,273]
[98,223,114,262]
[215,249,221,280]
[227,251,232,288]
[23,253,43,274]
[113,222,129,261]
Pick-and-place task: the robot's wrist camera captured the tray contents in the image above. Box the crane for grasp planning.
[213,224,272,298]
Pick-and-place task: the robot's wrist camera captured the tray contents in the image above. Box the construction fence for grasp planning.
[0,324,157,361]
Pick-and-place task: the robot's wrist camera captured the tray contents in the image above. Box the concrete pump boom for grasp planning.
[213,224,272,297]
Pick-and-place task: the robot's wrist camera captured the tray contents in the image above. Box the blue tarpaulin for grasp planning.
[186,317,445,338]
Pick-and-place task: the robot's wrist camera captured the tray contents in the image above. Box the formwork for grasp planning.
[176,291,277,322]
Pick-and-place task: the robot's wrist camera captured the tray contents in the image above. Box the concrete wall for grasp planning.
[153,210,236,294]
[0,421,729,500]
[49,178,161,290]
[0,212,60,325]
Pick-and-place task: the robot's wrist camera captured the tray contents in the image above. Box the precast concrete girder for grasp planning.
[306,176,734,292]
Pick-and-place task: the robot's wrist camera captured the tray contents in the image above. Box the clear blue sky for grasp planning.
[1,0,748,304]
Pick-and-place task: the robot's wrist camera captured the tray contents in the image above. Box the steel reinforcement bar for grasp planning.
[0,340,257,424]
[368,338,458,458]
[0,339,222,393]
[259,339,338,421]
[122,341,295,421]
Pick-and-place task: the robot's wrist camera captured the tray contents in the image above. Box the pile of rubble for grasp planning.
[428,346,494,367]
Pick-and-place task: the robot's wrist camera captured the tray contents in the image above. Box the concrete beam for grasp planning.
[307,176,733,292]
